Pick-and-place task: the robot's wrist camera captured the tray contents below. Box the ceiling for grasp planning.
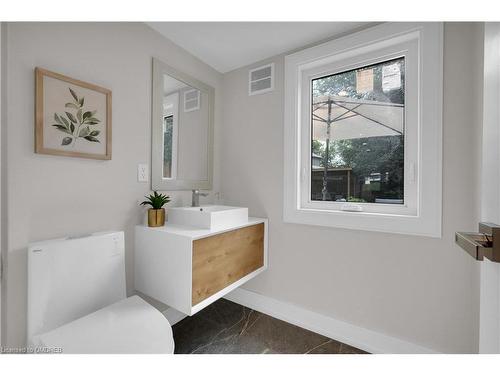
[147,22,370,73]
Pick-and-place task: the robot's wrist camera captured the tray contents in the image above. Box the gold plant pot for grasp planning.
[148,208,165,227]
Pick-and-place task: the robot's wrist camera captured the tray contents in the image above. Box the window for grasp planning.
[162,92,178,179]
[163,115,174,178]
[310,58,405,206]
[284,23,443,237]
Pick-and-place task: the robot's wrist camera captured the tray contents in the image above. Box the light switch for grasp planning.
[137,164,148,182]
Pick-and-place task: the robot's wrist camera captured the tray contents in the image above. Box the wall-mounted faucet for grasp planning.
[192,190,208,207]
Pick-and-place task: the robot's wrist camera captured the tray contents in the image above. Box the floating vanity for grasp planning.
[135,206,268,315]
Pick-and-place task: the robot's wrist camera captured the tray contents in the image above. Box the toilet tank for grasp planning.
[27,231,126,344]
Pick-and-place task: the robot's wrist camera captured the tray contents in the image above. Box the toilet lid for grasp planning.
[34,296,174,354]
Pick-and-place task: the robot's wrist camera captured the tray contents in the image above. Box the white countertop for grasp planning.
[136,217,267,240]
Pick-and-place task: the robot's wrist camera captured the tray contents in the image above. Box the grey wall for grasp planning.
[220,23,483,353]
[3,22,222,347]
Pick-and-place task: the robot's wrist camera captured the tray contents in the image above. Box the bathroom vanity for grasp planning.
[135,208,268,315]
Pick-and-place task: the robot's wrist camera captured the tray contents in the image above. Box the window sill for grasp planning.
[283,206,441,238]
[301,200,416,216]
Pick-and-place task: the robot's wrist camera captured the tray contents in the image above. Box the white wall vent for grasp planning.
[183,89,200,112]
[249,63,274,96]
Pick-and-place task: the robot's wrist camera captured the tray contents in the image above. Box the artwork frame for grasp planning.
[35,67,112,160]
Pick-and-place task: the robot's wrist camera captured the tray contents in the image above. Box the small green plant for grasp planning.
[140,191,171,209]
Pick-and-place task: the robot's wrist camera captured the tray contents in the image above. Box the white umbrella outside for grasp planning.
[312,95,404,141]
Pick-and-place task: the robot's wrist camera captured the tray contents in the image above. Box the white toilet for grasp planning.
[27,231,175,354]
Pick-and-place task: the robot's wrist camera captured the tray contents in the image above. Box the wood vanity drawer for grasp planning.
[192,223,264,305]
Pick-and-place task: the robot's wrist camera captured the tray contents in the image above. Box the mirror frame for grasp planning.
[151,58,214,191]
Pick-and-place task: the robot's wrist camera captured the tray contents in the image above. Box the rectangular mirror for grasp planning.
[151,58,214,190]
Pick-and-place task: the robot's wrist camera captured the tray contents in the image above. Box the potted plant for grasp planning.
[140,191,171,227]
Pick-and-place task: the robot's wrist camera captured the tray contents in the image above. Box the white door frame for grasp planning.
[479,22,500,353]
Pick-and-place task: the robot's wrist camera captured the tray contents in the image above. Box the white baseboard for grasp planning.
[225,288,439,354]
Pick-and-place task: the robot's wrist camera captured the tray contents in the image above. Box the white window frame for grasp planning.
[283,22,443,237]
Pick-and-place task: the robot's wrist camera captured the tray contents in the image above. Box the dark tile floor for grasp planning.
[172,298,368,354]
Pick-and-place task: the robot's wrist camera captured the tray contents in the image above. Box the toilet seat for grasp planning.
[32,296,174,354]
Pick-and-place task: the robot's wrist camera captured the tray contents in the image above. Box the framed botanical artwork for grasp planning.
[35,67,112,160]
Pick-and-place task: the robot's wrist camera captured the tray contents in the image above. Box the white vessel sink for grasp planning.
[168,205,248,229]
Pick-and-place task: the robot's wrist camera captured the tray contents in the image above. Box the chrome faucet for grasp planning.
[191,190,208,207]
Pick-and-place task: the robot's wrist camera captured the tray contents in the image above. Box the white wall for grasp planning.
[3,22,222,347]
[220,23,483,353]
